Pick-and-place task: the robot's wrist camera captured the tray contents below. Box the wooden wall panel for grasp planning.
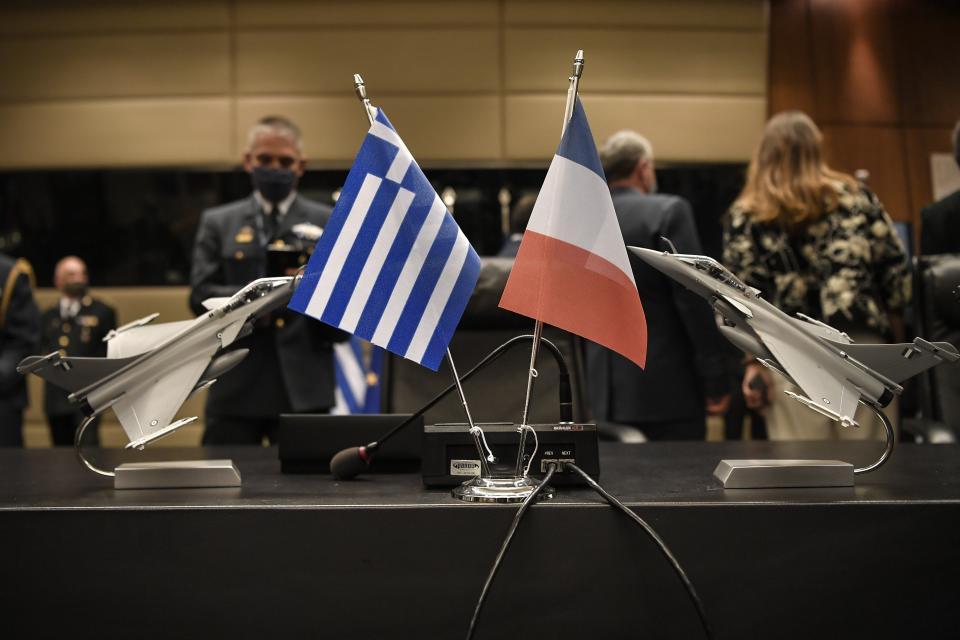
[767,0,815,115]
[235,1,498,27]
[505,28,766,94]
[821,125,910,220]
[0,0,768,168]
[0,1,229,34]
[808,0,900,125]
[236,28,499,94]
[505,0,764,28]
[237,96,502,163]
[506,95,765,162]
[0,33,231,100]
[0,99,232,168]
[895,3,960,126]
[904,127,956,219]
[769,0,960,233]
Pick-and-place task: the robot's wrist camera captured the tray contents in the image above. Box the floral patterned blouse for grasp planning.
[723,181,910,338]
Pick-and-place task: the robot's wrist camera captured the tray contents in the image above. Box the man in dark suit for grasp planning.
[190,116,347,445]
[0,254,40,447]
[585,130,729,440]
[40,256,116,446]
[498,194,537,258]
[921,122,960,256]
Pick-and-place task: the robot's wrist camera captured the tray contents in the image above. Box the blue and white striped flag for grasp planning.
[289,109,481,371]
[332,336,384,415]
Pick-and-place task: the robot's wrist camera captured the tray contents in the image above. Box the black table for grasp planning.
[1,441,958,639]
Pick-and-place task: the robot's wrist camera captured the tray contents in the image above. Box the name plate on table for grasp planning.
[715,459,854,488]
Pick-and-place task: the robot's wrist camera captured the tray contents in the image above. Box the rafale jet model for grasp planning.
[629,245,959,427]
[19,277,295,449]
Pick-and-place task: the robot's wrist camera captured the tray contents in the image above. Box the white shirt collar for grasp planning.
[60,297,81,319]
[254,190,298,219]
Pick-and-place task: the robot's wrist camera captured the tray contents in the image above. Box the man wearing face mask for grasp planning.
[40,256,116,446]
[189,115,347,445]
[585,130,730,441]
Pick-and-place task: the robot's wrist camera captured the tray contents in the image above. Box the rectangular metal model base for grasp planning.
[714,459,854,488]
[114,459,242,489]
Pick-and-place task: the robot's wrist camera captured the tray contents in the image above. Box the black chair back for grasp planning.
[914,254,960,435]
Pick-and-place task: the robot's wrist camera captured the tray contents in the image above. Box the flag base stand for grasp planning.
[452,474,554,503]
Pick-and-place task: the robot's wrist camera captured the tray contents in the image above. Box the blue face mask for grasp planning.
[252,166,296,205]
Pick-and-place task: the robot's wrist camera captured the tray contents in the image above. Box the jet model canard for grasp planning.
[18,277,295,449]
[628,245,960,427]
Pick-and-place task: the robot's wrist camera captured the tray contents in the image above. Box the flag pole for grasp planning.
[352,74,495,475]
[514,50,584,477]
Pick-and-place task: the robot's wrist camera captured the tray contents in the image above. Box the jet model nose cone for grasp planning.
[627,246,666,264]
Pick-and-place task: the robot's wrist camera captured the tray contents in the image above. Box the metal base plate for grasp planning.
[452,475,555,503]
[114,459,242,490]
[715,459,854,489]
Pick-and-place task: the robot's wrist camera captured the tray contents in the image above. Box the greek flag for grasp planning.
[289,108,481,371]
[332,336,384,415]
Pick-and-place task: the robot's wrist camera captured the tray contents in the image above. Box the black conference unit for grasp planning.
[1,441,958,639]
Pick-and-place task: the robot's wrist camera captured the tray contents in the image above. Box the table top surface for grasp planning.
[1,441,959,511]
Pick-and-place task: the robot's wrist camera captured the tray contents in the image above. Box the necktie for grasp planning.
[263,207,278,243]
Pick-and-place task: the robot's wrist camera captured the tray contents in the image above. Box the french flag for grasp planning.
[499,98,648,368]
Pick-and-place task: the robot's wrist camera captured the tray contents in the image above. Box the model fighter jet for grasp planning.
[18,277,295,449]
[629,245,959,427]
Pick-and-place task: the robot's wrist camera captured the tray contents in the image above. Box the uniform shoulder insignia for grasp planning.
[13,258,36,288]
[1,258,35,328]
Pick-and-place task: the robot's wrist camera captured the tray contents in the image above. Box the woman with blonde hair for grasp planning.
[723,111,910,440]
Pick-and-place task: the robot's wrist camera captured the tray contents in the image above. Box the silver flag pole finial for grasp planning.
[573,50,584,79]
[354,73,376,125]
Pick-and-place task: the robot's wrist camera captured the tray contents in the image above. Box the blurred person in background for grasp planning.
[723,110,910,440]
[586,130,730,441]
[920,121,960,256]
[190,115,347,445]
[0,253,39,447]
[498,193,537,258]
[40,256,115,446]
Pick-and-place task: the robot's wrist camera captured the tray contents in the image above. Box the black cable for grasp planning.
[564,462,714,640]
[465,464,557,640]
[375,334,571,449]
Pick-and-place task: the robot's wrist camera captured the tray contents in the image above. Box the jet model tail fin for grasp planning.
[17,352,139,393]
[826,337,960,384]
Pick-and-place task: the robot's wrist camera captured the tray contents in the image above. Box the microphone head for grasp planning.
[330,445,373,480]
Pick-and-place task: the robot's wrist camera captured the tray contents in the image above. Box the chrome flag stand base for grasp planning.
[452,474,554,504]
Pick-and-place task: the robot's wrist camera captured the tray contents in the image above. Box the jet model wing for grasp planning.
[201,297,231,311]
[791,313,851,344]
[106,320,194,358]
[111,350,212,444]
[824,337,959,384]
[17,353,138,393]
[755,328,861,426]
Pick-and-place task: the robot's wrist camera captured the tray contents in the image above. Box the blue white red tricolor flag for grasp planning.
[499,98,648,367]
[289,109,481,371]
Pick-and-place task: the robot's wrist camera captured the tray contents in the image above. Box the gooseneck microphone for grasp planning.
[329,334,575,479]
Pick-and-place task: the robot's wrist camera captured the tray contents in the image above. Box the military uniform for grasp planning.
[189,194,347,444]
[0,254,40,447]
[40,295,116,445]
